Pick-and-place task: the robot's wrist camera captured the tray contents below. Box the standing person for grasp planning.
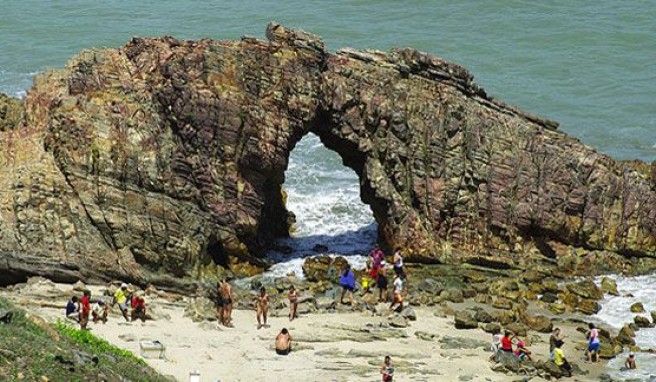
[586,323,600,363]
[361,260,373,295]
[65,296,80,322]
[339,264,356,306]
[553,340,572,377]
[256,286,269,329]
[390,273,405,312]
[220,278,234,327]
[275,328,292,355]
[377,267,389,303]
[113,283,130,321]
[392,247,405,278]
[549,328,565,355]
[91,298,108,323]
[214,281,224,325]
[369,244,385,274]
[79,290,91,330]
[380,355,394,381]
[288,285,298,321]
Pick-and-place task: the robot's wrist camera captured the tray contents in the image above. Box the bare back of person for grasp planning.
[275,330,292,355]
[220,281,234,327]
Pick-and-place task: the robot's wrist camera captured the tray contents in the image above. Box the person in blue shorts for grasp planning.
[586,323,600,363]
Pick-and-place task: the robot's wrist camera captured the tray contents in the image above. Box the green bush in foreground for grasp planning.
[0,297,172,381]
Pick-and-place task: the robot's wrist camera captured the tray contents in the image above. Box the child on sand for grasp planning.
[288,285,298,321]
[91,298,108,323]
[256,286,269,329]
[553,340,572,377]
[380,355,394,381]
[275,328,292,355]
[389,274,405,312]
[624,352,637,369]
[514,338,532,361]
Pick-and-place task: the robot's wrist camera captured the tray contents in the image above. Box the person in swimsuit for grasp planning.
[215,281,224,325]
[220,278,234,327]
[256,286,269,329]
[275,328,292,355]
[288,285,298,321]
[625,352,637,369]
[380,355,394,381]
[377,266,389,302]
[586,323,600,363]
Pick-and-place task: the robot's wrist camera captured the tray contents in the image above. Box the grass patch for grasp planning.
[0,297,172,381]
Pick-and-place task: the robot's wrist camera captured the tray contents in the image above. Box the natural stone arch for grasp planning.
[0,23,655,286]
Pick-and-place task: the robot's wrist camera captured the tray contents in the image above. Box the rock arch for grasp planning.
[0,23,655,284]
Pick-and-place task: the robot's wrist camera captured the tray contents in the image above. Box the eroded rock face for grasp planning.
[1,23,655,285]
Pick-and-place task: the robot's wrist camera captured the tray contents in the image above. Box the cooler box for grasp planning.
[140,340,166,359]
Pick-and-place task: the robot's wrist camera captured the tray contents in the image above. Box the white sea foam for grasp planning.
[264,133,377,279]
[595,274,656,379]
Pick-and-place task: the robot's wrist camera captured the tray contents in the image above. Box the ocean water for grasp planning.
[2,1,656,376]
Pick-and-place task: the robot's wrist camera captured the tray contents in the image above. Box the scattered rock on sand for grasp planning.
[454,310,478,330]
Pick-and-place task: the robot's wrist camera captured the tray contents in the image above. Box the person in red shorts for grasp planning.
[79,290,91,330]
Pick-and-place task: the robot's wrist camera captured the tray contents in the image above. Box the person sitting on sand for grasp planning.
[339,264,356,306]
[288,285,298,321]
[220,278,234,327]
[377,266,389,303]
[65,296,80,322]
[489,327,502,362]
[275,328,292,355]
[91,298,108,323]
[390,273,405,312]
[79,290,91,330]
[553,340,572,377]
[113,283,130,321]
[625,352,637,369]
[256,286,269,329]
[131,293,147,322]
[380,355,394,381]
[586,323,600,363]
[500,330,515,354]
[514,338,532,361]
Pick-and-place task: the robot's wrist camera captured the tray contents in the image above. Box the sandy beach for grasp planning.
[1,279,614,382]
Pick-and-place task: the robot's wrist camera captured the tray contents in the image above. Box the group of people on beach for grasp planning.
[65,282,150,329]
[490,322,627,378]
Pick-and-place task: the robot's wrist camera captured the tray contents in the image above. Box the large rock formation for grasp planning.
[1,24,655,286]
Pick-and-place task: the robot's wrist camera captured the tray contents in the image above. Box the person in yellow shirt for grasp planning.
[113,283,130,321]
[553,340,572,377]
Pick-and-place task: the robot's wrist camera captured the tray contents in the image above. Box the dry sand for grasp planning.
[3,280,608,382]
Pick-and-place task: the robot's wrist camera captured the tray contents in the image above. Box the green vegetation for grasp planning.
[0,297,172,382]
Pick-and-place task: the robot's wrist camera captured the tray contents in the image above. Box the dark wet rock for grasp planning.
[630,302,645,313]
[634,315,653,328]
[312,244,328,253]
[539,292,558,303]
[599,343,622,359]
[1,24,656,286]
[600,277,619,296]
[454,310,478,329]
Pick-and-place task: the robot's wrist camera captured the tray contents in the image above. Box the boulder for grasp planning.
[634,315,653,328]
[302,255,347,283]
[401,307,417,321]
[615,324,636,346]
[505,323,527,337]
[454,310,478,329]
[439,335,489,350]
[482,323,501,334]
[630,302,645,313]
[473,309,495,323]
[577,299,601,315]
[652,311,656,323]
[388,314,408,328]
[541,360,563,378]
[440,288,465,303]
[566,280,603,300]
[415,278,444,295]
[539,292,558,303]
[492,297,513,310]
[600,277,619,296]
[520,312,553,333]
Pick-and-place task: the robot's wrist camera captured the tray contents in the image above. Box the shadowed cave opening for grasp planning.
[264,133,378,277]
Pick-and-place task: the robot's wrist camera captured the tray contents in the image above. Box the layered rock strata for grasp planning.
[1,23,654,285]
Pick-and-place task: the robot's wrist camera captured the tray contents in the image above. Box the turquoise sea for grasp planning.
[2,2,656,378]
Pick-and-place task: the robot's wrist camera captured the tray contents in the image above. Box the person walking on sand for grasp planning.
[220,278,234,327]
[65,296,80,322]
[275,328,292,355]
[79,290,91,330]
[586,323,600,363]
[288,285,298,321]
[380,355,394,381]
[256,286,269,329]
[390,273,405,312]
[113,283,130,321]
[392,247,405,278]
[377,266,389,303]
[340,264,356,306]
[214,281,224,326]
